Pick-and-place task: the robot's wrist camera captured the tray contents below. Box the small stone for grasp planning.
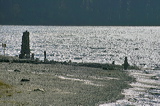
[14,69,21,72]
[135,48,139,50]
[143,70,149,74]
[21,79,30,82]
[128,98,137,102]
[151,76,159,80]
[33,88,45,92]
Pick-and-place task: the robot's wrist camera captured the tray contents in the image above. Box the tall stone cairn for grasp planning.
[19,31,30,59]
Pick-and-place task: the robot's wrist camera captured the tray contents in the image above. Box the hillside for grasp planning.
[0,0,160,26]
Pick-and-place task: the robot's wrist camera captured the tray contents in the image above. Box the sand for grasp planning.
[0,62,134,106]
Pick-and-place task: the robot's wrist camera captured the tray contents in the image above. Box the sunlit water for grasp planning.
[0,25,160,105]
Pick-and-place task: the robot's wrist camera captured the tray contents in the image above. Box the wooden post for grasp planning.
[124,57,129,70]
[112,61,115,65]
[2,43,6,56]
[44,51,47,62]
[31,53,34,60]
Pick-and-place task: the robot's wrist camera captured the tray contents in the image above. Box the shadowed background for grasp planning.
[0,0,160,26]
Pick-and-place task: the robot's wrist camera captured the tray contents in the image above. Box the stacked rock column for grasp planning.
[19,31,30,59]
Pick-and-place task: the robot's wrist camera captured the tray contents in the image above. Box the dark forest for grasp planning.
[0,0,160,26]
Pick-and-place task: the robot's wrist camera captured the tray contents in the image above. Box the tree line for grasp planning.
[0,0,160,25]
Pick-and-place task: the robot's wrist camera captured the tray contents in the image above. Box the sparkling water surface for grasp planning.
[1,25,160,68]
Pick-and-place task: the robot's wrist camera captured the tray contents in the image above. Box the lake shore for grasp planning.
[0,56,136,106]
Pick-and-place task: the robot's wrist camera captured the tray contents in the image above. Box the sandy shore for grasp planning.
[0,62,134,106]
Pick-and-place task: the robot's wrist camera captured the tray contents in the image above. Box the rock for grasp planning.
[21,79,30,82]
[143,70,149,74]
[135,48,139,50]
[33,88,45,92]
[128,98,137,102]
[14,69,21,72]
[151,76,159,80]
[112,61,115,65]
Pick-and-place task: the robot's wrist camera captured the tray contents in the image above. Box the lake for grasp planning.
[1,25,160,69]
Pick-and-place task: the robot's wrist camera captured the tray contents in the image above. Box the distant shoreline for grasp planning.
[0,55,139,70]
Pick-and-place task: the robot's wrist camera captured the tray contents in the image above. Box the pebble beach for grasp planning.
[0,59,135,106]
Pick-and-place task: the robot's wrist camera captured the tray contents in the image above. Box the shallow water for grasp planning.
[100,69,160,106]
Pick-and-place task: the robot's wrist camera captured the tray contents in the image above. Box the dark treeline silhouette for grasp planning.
[0,0,160,26]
